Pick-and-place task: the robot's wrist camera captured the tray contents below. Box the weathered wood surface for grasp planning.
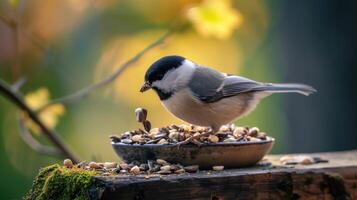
[89,150,357,200]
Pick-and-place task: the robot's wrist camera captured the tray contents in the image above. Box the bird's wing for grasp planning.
[188,67,263,103]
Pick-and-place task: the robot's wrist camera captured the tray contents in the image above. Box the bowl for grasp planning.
[112,137,274,169]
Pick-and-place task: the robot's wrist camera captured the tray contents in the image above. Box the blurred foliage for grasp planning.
[0,0,284,198]
[23,87,65,134]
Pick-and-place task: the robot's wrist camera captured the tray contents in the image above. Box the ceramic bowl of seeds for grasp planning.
[111,107,274,169]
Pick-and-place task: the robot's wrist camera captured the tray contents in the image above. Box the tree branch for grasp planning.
[37,30,173,111]
[0,79,79,163]
[17,116,62,157]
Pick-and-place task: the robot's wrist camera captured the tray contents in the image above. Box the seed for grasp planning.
[248,127,259,137]
[219,125,229,132]
[168,131,179,139]
[212,166,224,171]
[121,139,133,144]
[63,159,73,168]
[160,127,170,134]
[195,126,206,132]
[156,159,169,165]
[77,161,88,168]
[120,169,128,173]
[158,170,171,175]
[122,131,132,137]
[301,157,314,165]
[135,108,147,122]
[143,120,151,132]
[139,163,149,171]
[151,165,161,172]
[160,165,171,171]
[174,169,186,174]
[229,124,236,130]
[89,162,100,169]
[154,133,167,139]
[223,138,236,142]
[150,128,160,134]
[180,124,191,132]
[247,136,261,142]
[257,132,267,140]
[170,124,180,129]
[233,127,246,137]
[184,165,199,173]
[109,135,121,143]
[170,164,181,171]
[119,163,129,170]
[132,135,142,143]
[157,138,168,145]
[208,135,219,143]
[280,155,315,165]
[130,165,140,175]
[103,162,117,169]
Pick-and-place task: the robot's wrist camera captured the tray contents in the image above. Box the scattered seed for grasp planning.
[103,162,117,169]
[156,159,169,165]
[121,139,133,144]
[157,138,168,145]
[212,166,224,171]
[130,165,140,175]
[248,127,259,137]
[139,163,149,171]
[280,155,315,165]
[184,165,199,173]
[63,159,73,168]
[168,131,179,139]
[119,163,129,170]
[109,135,121,143]
[157,170,171,175]
[247,136,261,142]
[135,108,147,123]
[208,135,219,143]
[143,120,151,132]
[174,168,186,174]
[219,125,230,132]
[160,165,171,171]
[89,162,100,169]
[132,135,142,143]
[223,138,236,142]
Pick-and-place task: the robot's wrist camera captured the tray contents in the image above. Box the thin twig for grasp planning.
[0,79,79,163]
[17,116,62,157]
[12,77,26,91]
[37,30,173,111]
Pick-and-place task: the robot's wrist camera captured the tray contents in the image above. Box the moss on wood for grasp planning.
[24,164,97,200]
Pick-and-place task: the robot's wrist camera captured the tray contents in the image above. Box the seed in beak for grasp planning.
[140,82,151,92]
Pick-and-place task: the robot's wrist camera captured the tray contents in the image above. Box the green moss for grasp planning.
[24,164,97,200]
[323,173,350,200]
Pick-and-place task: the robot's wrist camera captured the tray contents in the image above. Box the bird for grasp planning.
[140,55,316,144]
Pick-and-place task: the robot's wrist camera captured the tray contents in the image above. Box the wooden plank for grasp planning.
[90,150,357,200]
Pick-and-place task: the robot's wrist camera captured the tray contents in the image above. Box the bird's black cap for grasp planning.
[145,55,185,84]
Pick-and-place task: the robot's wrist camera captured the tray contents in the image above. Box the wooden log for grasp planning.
[90,150,357,200]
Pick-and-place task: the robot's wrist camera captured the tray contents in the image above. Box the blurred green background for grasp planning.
[1,0,357,198]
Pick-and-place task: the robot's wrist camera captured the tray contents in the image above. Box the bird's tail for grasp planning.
[258,83,317,96]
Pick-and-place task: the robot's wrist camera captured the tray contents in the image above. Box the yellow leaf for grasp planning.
[23,88,66,134]
[186,0,243,39]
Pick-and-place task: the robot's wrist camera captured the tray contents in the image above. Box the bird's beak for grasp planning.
[140,82,151,93]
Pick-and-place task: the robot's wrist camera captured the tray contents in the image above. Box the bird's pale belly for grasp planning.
[161,89,262,131]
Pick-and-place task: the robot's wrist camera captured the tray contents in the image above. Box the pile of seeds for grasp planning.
[110,124,268,145]
[63,158,224,176]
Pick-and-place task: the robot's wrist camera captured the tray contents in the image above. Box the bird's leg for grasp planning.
[174,128,214,148]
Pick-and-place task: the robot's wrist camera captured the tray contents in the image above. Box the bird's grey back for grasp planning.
[188,66,263,103]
